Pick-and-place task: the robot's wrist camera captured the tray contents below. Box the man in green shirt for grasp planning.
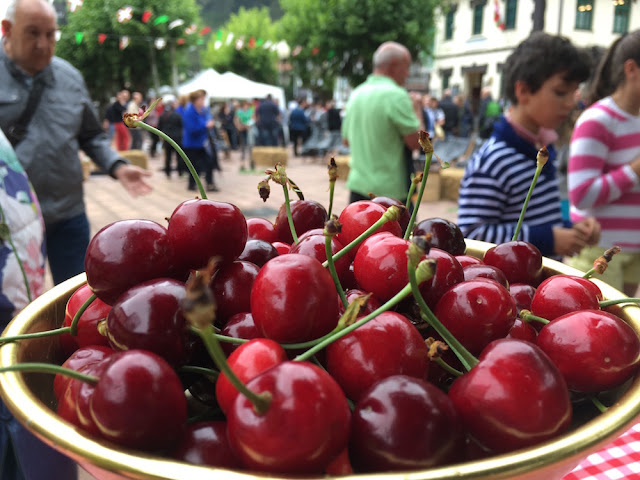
[341,41,424,203]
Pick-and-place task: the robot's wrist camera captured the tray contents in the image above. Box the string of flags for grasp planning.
[65,2,329,57]
[493,0,506,31]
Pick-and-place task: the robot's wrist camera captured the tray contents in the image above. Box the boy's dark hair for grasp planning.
[503,32,591,105]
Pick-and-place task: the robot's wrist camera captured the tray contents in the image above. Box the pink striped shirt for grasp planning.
[568,97,640,251]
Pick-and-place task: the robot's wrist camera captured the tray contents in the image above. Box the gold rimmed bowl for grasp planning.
[1,239,639,480]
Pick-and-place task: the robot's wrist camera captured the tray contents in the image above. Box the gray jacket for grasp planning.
[0,49,124,226]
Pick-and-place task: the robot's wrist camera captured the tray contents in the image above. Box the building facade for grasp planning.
[431,0,639,110]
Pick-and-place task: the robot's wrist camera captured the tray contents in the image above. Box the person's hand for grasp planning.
[552,226,588,257]
[573,217,601,246]
[206,119,215,129]
[114,164,153,197]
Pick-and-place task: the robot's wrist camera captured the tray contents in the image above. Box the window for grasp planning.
[472,3,484,35]
[442,72,451,90]
[575,0,593,30]
[505,0,517,29]
[445,9,455,40]
[613,1,630,34]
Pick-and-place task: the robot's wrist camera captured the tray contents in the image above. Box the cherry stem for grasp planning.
[327,158,338,218]
[519,309,550,325]
[0,326,71,344]
[583,246,621,279]
[324,228,348,308]
[133,121,207,199]
[588,395,608,413]
[321,206,401,268]
[406,247,479,371]
[512,147,549,241]
[0,203,32,303]
[403,133,434,241]
[69,293,97,337]
[177,365,220,380]
[0,363,98,385]
[281,184,299,245]
[433,356,463,377]
[187,326,249,346]
[599,298,640,308]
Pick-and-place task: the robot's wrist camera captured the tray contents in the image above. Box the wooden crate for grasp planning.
[251,147,288,168]
[417,170,441,203]
[440,167,465,201]
[119,149,149,170]
[334,155,350,181]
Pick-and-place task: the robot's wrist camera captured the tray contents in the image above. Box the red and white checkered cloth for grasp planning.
[563,423,640,479]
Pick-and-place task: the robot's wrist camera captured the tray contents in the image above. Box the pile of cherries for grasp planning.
[36,175,640,475]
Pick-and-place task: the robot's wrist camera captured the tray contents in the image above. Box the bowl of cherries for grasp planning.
[1,132,640,480]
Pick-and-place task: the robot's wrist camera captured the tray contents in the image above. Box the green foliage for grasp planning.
[279,0,438,89]
[55,0,200,105]
[201,7,278,85]
[196,0,282,29]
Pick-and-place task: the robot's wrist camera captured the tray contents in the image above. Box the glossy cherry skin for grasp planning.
[455,254,484,268]
[536,309,640,393]
[75,356,116,438]
[250,254,339,343]
[448,338,572,453]
[530,275,601,322]
[339,288,382,316]
[85,219,174,305]
[246,217,278,244]
[419,248,465,310]
[219,312,260,356]
[171,421,242,469]
[167,199,248,277]
[90,349,188,451]
[210,261,260,325]
[462,263,509,289]
[412,217,466,256]
[59,284,111,356]
[369,195,410,234]
[273,199,327,244]
[483,240,543,287]
[226,361,350,474]
[509,283,536,313]
[337,200,402,255]
[350,375,464,472]
[507,318,538,342]
[325,311,429,402]
[215,338,287,414]
[54,345,114,400]
[434,278,517,355]
[289,232,352,288]
[236,239,279,268]
[271,241,291,255]
[106,278,190,366]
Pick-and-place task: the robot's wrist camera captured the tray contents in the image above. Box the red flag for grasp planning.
[248,37,256,48]
[200,26,211,36]
[142,10,152,23]
[312,47,320,55]
[177,38,186,45]
[98,33,107,45]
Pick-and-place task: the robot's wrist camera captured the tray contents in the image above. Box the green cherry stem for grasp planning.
[0,326,70,344]
[69,293,97,337]
[519,309,550,325]
[582,246,621,279]
[322,205,401,268]
[588,395,608,413]
[0,363,99,385]
[327,158,338,219]
[433,356,463,377]
[323,220,348,308]
[177,365,220,379]
[599,298,640,308]
[281,183,299,244]
[512,147,549,242]
[133,121,207,199]
[404,132,433,241]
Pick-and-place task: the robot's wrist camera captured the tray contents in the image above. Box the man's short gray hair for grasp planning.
[4,0,18,22]
[372,42,408,69]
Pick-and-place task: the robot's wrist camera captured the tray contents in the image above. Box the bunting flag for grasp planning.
[98,33,107,44]
[119,35,130,50]
[153,15,169,25]
[493,0,506,30]
[248,37,256,48]
[169,19,184,30]
[75,32,83,44]
[116,6,133,23]
[292,45,302,56]
[154,38,166,49]
[177,38,186,45]
[67,0,83,13]
[141,10,152,23]
[225,32,234,45]
[311,46,320,55]
[199,26,211,35]
[216,29,223,40]
[185,24,197,35]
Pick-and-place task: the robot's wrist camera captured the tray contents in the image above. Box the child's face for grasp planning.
[516,72,579,131]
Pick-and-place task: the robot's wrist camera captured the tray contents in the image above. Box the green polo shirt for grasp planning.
[341,74,420,200]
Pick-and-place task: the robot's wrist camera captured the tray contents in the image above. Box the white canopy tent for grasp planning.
[177,69,286,109]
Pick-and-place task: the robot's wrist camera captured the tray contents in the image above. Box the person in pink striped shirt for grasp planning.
[568,30,640,296]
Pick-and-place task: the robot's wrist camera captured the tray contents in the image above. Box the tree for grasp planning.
[278,0,438,92]
[55,0,200,106]
[201,7,279,85]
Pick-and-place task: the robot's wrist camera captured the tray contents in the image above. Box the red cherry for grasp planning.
[167,199,248,276]
[455,254,484,268]
[418,247,465,310]
[507,317,538,342]
[339,289,382,316]
[369,195,410,234]
[350,375,464,471]
[325,311,429,402]
[289,232,352,288]
[219,312,260,356]
[462,263,509,289]
[412,217,466,256]
[536,309,640,393]
[53,345,114,400]
[433,278,517,355]
[483,240,543,286]
[509,283,536,313]
[271,241,291,255]
[59,284,111,356]
[337,201,402,255]
[226,361,350,474]
[215,338,287,414]
[171,421,242,469]
[273,199,327,244]
[90,350,188,451]
[246,217,277,244]
[448,338,572,453]
[85,219,174,305]
[210,261,260,325]
[530,275,600,321]
[250,254,339,343]
[236,239,279,267]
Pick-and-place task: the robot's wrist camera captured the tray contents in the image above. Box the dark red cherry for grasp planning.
[226,361,350,474]
[536,309,640,393]
[507,318,538,342]
[530,274,600,322]
[273,199,327,244]
[236,239,279,267]
[448,338,571,453]
[219,312,260,356]
[272,241,291,255]
[462,264,509,289]
[419,248,465,310]
[171,421,242,469]
[350,375,464,472]
[246,217,277,244]
[59,284,111,356]
[509,283,536,313]
[455,254,484,268]
[412,217,466,256]
[85,219,174,305]
[54,345,114,400]
[369,195,410,234]
[289,232,352,287]
[167,199,248,276]
[337,200,402,255]
[210,261,260,326]
[483,240,543,286]
[339,289,382,316]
